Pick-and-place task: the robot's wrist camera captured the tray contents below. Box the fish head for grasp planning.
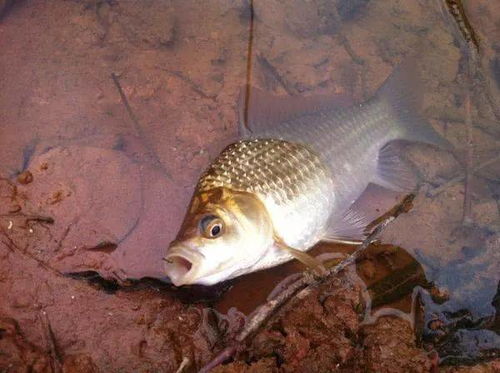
[164,187,274,286]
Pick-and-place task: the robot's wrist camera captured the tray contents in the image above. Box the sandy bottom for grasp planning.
[1,0,499,371]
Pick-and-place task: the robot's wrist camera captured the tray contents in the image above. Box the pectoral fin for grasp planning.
[320,236,363,245]
[274,239,326,274]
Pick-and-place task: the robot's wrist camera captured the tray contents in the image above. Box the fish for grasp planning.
[164,62,450,286]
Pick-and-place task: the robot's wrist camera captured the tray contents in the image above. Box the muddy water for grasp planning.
[0,0,499,371]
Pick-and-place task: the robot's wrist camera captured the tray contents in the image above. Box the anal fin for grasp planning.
[324,206,371,242]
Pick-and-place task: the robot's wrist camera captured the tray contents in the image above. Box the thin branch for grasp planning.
[162,70,217,102]
[0,213,54,224]
[199,194,415,372]
[175,356,191,373]
[256,55,295,96]
[39,311,62,373]
[0,226,64,277]
[427,152,500,197]
[243,0,255,126]
[462,90,473,225]
[111,73,172,180]
[437,1,500,225]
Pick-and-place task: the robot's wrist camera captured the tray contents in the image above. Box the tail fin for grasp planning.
[376,60,452,150]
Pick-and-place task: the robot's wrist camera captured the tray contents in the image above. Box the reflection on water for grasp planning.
[0,0,498,365]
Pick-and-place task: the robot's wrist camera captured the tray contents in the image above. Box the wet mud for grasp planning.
[1,0,499,372]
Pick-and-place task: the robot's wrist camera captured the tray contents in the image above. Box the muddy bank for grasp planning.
[212,273,433,373]
[1,0,499,372]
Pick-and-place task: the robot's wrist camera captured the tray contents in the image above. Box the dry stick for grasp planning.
[439,1,482,225]
[0,213,54,224]
[462,91,473,225]
[199,195,415,373]
[243,0,256,126]
[425,106,499,139]
[0,226,65,277]
[165,70,217,102]
[428,153,500,197]
[175,357,191,373]
[478,66,500,123]
[110,73,167,243]
[110,73,172,180]
[40,312,62,373]
[256,55,295,96]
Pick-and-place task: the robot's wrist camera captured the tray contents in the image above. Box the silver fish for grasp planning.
[164,63,449,286]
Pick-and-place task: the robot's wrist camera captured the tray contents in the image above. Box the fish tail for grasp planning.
[376,59,452,149]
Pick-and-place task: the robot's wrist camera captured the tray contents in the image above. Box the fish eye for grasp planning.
[199,215,224,238]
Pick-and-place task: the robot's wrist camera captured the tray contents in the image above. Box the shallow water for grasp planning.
[0,0,499,368]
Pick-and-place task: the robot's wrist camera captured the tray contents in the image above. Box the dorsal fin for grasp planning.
[238,87,353,137]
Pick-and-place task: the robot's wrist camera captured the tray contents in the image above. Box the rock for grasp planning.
[358,317,432,373]
[17,170,33,185]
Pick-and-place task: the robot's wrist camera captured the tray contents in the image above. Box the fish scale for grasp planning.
[197,138,335,249]
[254,100,399,214]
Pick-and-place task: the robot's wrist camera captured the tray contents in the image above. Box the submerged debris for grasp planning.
[200,195,415,372]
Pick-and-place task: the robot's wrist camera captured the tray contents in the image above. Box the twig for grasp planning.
[111,73,143,137]
[199,194,415,372]
[175,357,191,373]
[440,0,480,56]
[462,91,473,225]
[110,73,172,180]
[428,153,500,197]
[438,0,500,126]
[40,311,62,373]
[256,55,295,96]
[438,1,489,225]
[478,67,500,122]
[425,106,500,139]
[164,70,217,102]
[0,226,64,277]
[243,0,255,131]
[0,213,54,224]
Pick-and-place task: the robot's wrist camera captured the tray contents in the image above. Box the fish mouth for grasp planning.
[163,246,203,286]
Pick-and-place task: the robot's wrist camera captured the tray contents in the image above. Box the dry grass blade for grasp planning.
[428,152,500,197]
[111,73,172,180]
[40,311,62,373]
[462,91,473,226]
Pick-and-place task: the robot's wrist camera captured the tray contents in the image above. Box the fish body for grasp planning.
[164,63,448,286]
[198,138,334,255]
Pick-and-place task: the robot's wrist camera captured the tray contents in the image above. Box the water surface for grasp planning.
[1,0,498,364]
